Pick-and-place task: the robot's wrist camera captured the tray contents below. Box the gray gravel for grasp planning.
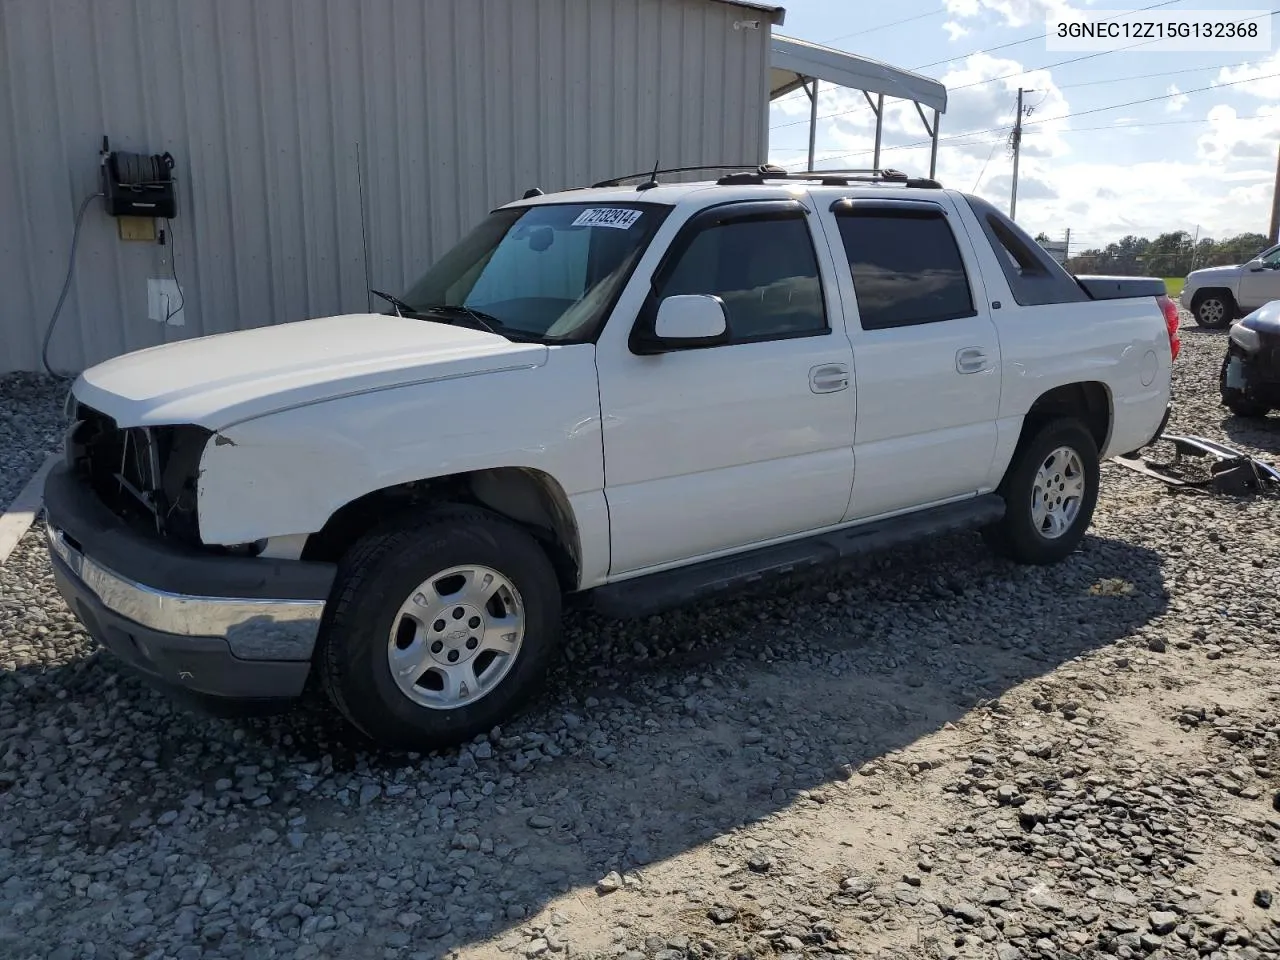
[2,318,1279,960]
[1,373,66,509]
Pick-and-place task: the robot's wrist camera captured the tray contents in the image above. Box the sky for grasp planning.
[766,0,1280,252]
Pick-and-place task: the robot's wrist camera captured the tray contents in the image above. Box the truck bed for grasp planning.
[1074,275,1167,301]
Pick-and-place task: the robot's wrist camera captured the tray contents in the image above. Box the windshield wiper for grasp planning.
[416,304,503,335]
[371,291,512,338]
[369,288,417,317]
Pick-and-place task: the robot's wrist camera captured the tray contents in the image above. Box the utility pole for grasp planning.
[1269,143,1280,245]
[1064,227,1071,262]
[1010,88,1034,222]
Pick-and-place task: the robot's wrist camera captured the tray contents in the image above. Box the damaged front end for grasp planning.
[65,402,209,545]
[1220,301,1280,418]
[63,402,262,557]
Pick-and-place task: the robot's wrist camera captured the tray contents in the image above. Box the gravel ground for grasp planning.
[2,318,1279,960]
[0,373,67,510]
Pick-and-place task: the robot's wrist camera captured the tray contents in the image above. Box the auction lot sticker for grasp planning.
[1046,9,1271,51]
[572,208,644,229]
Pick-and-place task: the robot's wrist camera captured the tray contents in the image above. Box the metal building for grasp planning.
[0,0,785,374]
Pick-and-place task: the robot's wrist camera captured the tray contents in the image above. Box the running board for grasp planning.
[590,495,1006,619]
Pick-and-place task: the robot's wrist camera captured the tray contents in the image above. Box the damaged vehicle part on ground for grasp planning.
[1112,432,1280,495]
[1221,299,1280,419]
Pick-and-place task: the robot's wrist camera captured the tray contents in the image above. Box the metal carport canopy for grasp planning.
[770,34,949,177]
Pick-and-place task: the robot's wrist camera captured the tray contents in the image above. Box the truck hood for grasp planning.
[73,313,548,430]
[1187,265,1241,284]
[1239,299,1280,335]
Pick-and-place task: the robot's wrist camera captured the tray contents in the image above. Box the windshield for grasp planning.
[399,202,669,342]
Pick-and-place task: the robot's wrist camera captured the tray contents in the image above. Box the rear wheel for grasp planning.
[317,506,562,750]
[983,419,1100,565]
[1190,291,1234,329]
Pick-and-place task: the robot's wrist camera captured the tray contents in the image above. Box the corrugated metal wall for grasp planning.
[0,0,771,374]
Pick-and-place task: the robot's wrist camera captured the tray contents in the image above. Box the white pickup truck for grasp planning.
[44,166,1180,750]
[1181,241,1280,328]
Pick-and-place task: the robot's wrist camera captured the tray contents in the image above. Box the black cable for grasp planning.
[41,192,103,381]
[163,218,185,325]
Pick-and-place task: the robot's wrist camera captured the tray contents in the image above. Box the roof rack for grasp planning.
[589,163,942,191]
[591,163,767,189]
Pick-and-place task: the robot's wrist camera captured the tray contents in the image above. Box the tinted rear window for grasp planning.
[836,210,976,330]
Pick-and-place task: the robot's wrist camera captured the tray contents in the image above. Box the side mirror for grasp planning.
[1249,262,1265,272]
[652,295,728,343]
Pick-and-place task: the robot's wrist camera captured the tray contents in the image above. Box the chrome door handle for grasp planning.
[956,347,990,374]
[809,363,850,394]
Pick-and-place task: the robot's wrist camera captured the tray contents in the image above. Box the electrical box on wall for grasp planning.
[116,216,157,242]
[100,135,177,220]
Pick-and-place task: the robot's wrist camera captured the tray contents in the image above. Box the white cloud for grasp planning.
[943,0,1080,28]
[1195,103,1280,165]
[943,20,970,41]
[1217,50,1280,100]
[1166,84,1188,114]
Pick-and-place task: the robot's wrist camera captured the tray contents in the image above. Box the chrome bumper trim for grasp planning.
[46,522,325,657]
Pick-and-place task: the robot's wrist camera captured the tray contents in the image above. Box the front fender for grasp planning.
[195,347,605,547]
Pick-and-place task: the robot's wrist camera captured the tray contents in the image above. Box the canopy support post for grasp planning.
[915,102,941,179]
[873,93,884,171]
[805,77,820,171]
[930,109,940,178]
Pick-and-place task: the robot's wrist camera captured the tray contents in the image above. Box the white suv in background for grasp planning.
[1181,243,1280,328]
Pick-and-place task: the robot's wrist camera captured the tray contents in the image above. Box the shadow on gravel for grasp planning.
[1,529,1169,956]
[1220,412,1280,455]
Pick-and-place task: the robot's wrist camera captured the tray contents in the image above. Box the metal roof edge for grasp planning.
[708,0,786,25]
[770,34,947,113]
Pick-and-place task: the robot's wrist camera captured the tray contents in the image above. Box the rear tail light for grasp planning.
[1157,294,1180,361]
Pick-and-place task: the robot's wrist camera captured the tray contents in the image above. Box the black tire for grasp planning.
[317,505,562,750]
[983,419,1100,565]
[1190,290,1235,329]
[1220,351,1271,419]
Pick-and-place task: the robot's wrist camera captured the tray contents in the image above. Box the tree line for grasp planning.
[1034,231,1273,277]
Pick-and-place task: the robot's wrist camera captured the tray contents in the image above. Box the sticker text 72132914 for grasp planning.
[571,208,643,230]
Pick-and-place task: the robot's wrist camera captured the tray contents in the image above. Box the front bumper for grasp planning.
[1223,338,1280,407]
[42,461,337,704]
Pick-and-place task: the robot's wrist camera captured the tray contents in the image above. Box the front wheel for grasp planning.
[1191,291,1234,329]
[317,507,562,750]
[983,419,1100,565]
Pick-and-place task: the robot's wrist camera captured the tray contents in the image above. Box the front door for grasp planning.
[822,197,1002,520]
[1237,244,1280,312]
[596,199,857,576]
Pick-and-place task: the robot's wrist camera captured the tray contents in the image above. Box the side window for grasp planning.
[653,212,827,342]
[836,209,976,330]
[1260,246,1280,267]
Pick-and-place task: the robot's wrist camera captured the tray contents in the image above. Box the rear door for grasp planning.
[820,196,1001,521]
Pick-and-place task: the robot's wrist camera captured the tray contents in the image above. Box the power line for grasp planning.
[823,6,947,44]
[908,0,1186,71]
[948,37,1163,93]
[1058,58,1269,90]
[783,63,1280,169]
